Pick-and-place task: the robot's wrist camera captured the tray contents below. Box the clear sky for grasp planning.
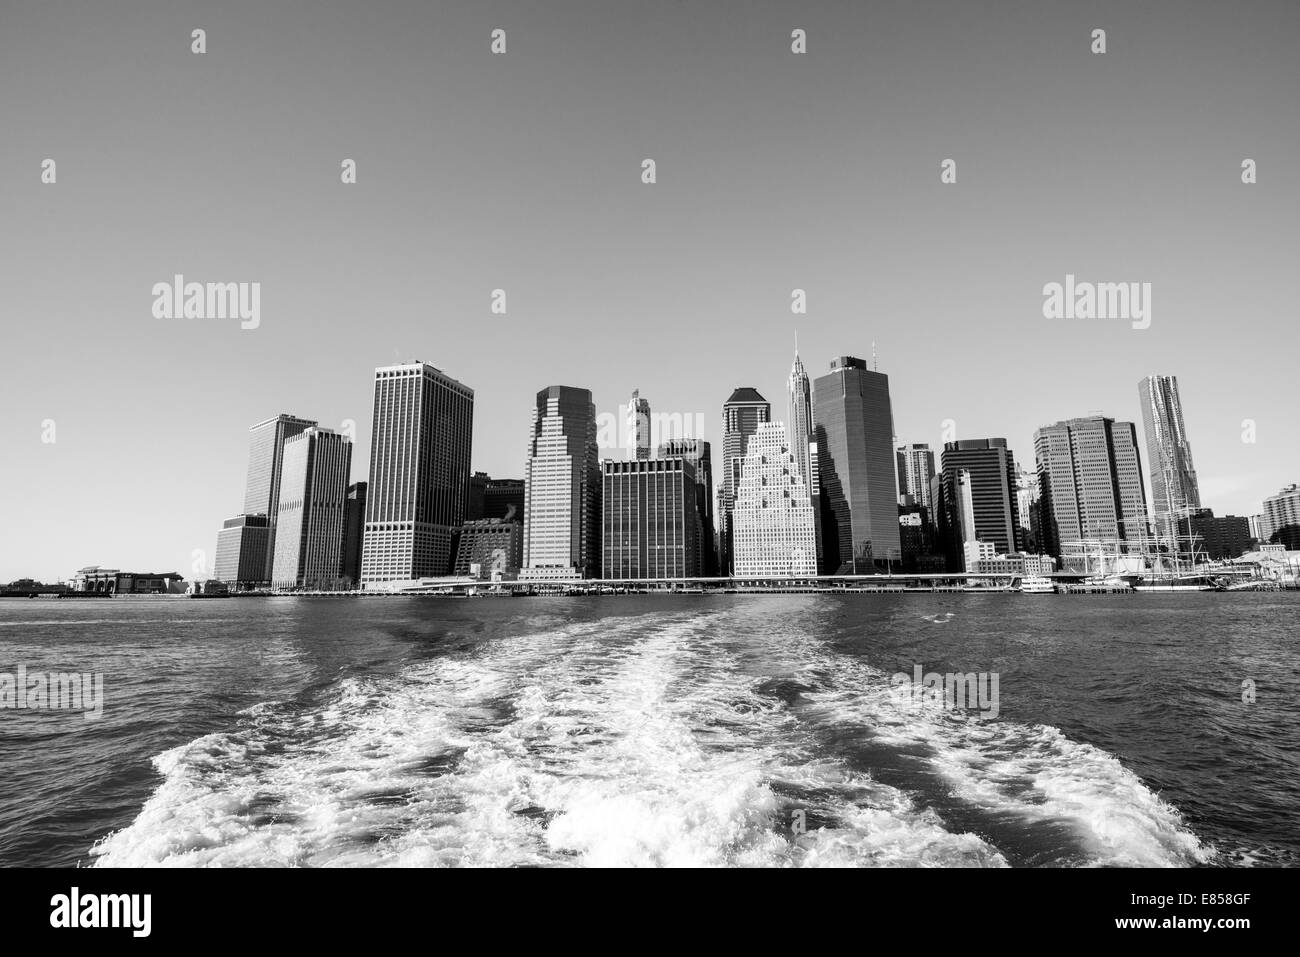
[1,0,1296,581]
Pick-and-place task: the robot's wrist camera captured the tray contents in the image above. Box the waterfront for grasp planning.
[0,594,1295,867]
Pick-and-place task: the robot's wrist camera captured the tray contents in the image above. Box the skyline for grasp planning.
[6,346,1288,583]
[3,0,1298,580]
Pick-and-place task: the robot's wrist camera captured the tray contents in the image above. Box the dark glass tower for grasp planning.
[812,356,900,573]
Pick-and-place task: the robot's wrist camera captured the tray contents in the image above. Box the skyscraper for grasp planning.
[896,443,936,509]
[1014,463,1041,553]
[480,477,526,522]
[602,457,701,579]
[1138,375,1201,544]
[1034,415,1149,559]
[627,389,651,460]
[522,386,600,579]
[937,439,1022,568]
[787,352,814,491]
[341,481,366,586]
[788,349,823,570]
[731,422,817,577]
[361,362,474,585]
[242,413,317,580]
[213,514,269,589]
[658,438,715,575]
[812,356,901,573]
[271,427,352,590]
[720,388,771,572]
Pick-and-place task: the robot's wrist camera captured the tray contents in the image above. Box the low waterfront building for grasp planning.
[963,540,997,568]
[1183,509,1251,561]
[1235,544,1300,583]
[70,567,185,594]
[452,518,523,578]
[970,553,1058,576]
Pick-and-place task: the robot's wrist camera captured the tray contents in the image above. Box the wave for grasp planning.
[90,603,1210,867]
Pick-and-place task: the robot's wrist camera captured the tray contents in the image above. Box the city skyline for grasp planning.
[3,0,1298,581]
[1,344,1293,582]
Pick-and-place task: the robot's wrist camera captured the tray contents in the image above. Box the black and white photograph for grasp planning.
[0,0,1293,939]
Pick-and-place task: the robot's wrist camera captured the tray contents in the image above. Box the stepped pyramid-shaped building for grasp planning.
[731,422,818,577]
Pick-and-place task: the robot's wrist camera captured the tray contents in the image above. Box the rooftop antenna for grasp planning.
[872,341,878,371]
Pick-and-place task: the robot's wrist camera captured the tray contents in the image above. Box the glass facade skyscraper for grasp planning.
[243,413,316,581]
[937,438,1022,568]
[272,427,352,590]
[812,356,900,573]
[1034,415,1149,558]
[361,362,474,585]
[1138,375,1201,544]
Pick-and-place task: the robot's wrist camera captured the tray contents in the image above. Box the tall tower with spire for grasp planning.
[787,346,813,489]
[788,342,823,571]
[627,389,651,460]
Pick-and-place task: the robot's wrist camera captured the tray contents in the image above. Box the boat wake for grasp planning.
[90,605,1212,867]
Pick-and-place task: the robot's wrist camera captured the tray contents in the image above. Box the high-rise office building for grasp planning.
[1261,484,1300,548]
[1138,375,1201,544]
[242,413,317,580]
[720,388,771,572]
[466,473,526,522]
[1034,415,1149,558]
[1014,464,1039,544]
[627,389,651,460]
[602,457,701,579]
[271,428,352,590]
[467,471,489,522]
[731,423,817,577]
[483,478,525,522]
[341,482,366,586]
[658,438,715,576]
[937,439,1022,568]
[361,362,474,585]
[522,386,600,579]
[812,356,901,573]
[214,514,270,588]
[896,443,936,509]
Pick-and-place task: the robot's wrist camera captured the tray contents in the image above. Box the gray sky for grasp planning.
[1,0,1297,581]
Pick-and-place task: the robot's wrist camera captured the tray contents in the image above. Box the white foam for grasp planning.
[91,602,1207,868]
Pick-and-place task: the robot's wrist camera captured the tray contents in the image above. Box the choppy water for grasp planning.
[0,594,1295,867]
